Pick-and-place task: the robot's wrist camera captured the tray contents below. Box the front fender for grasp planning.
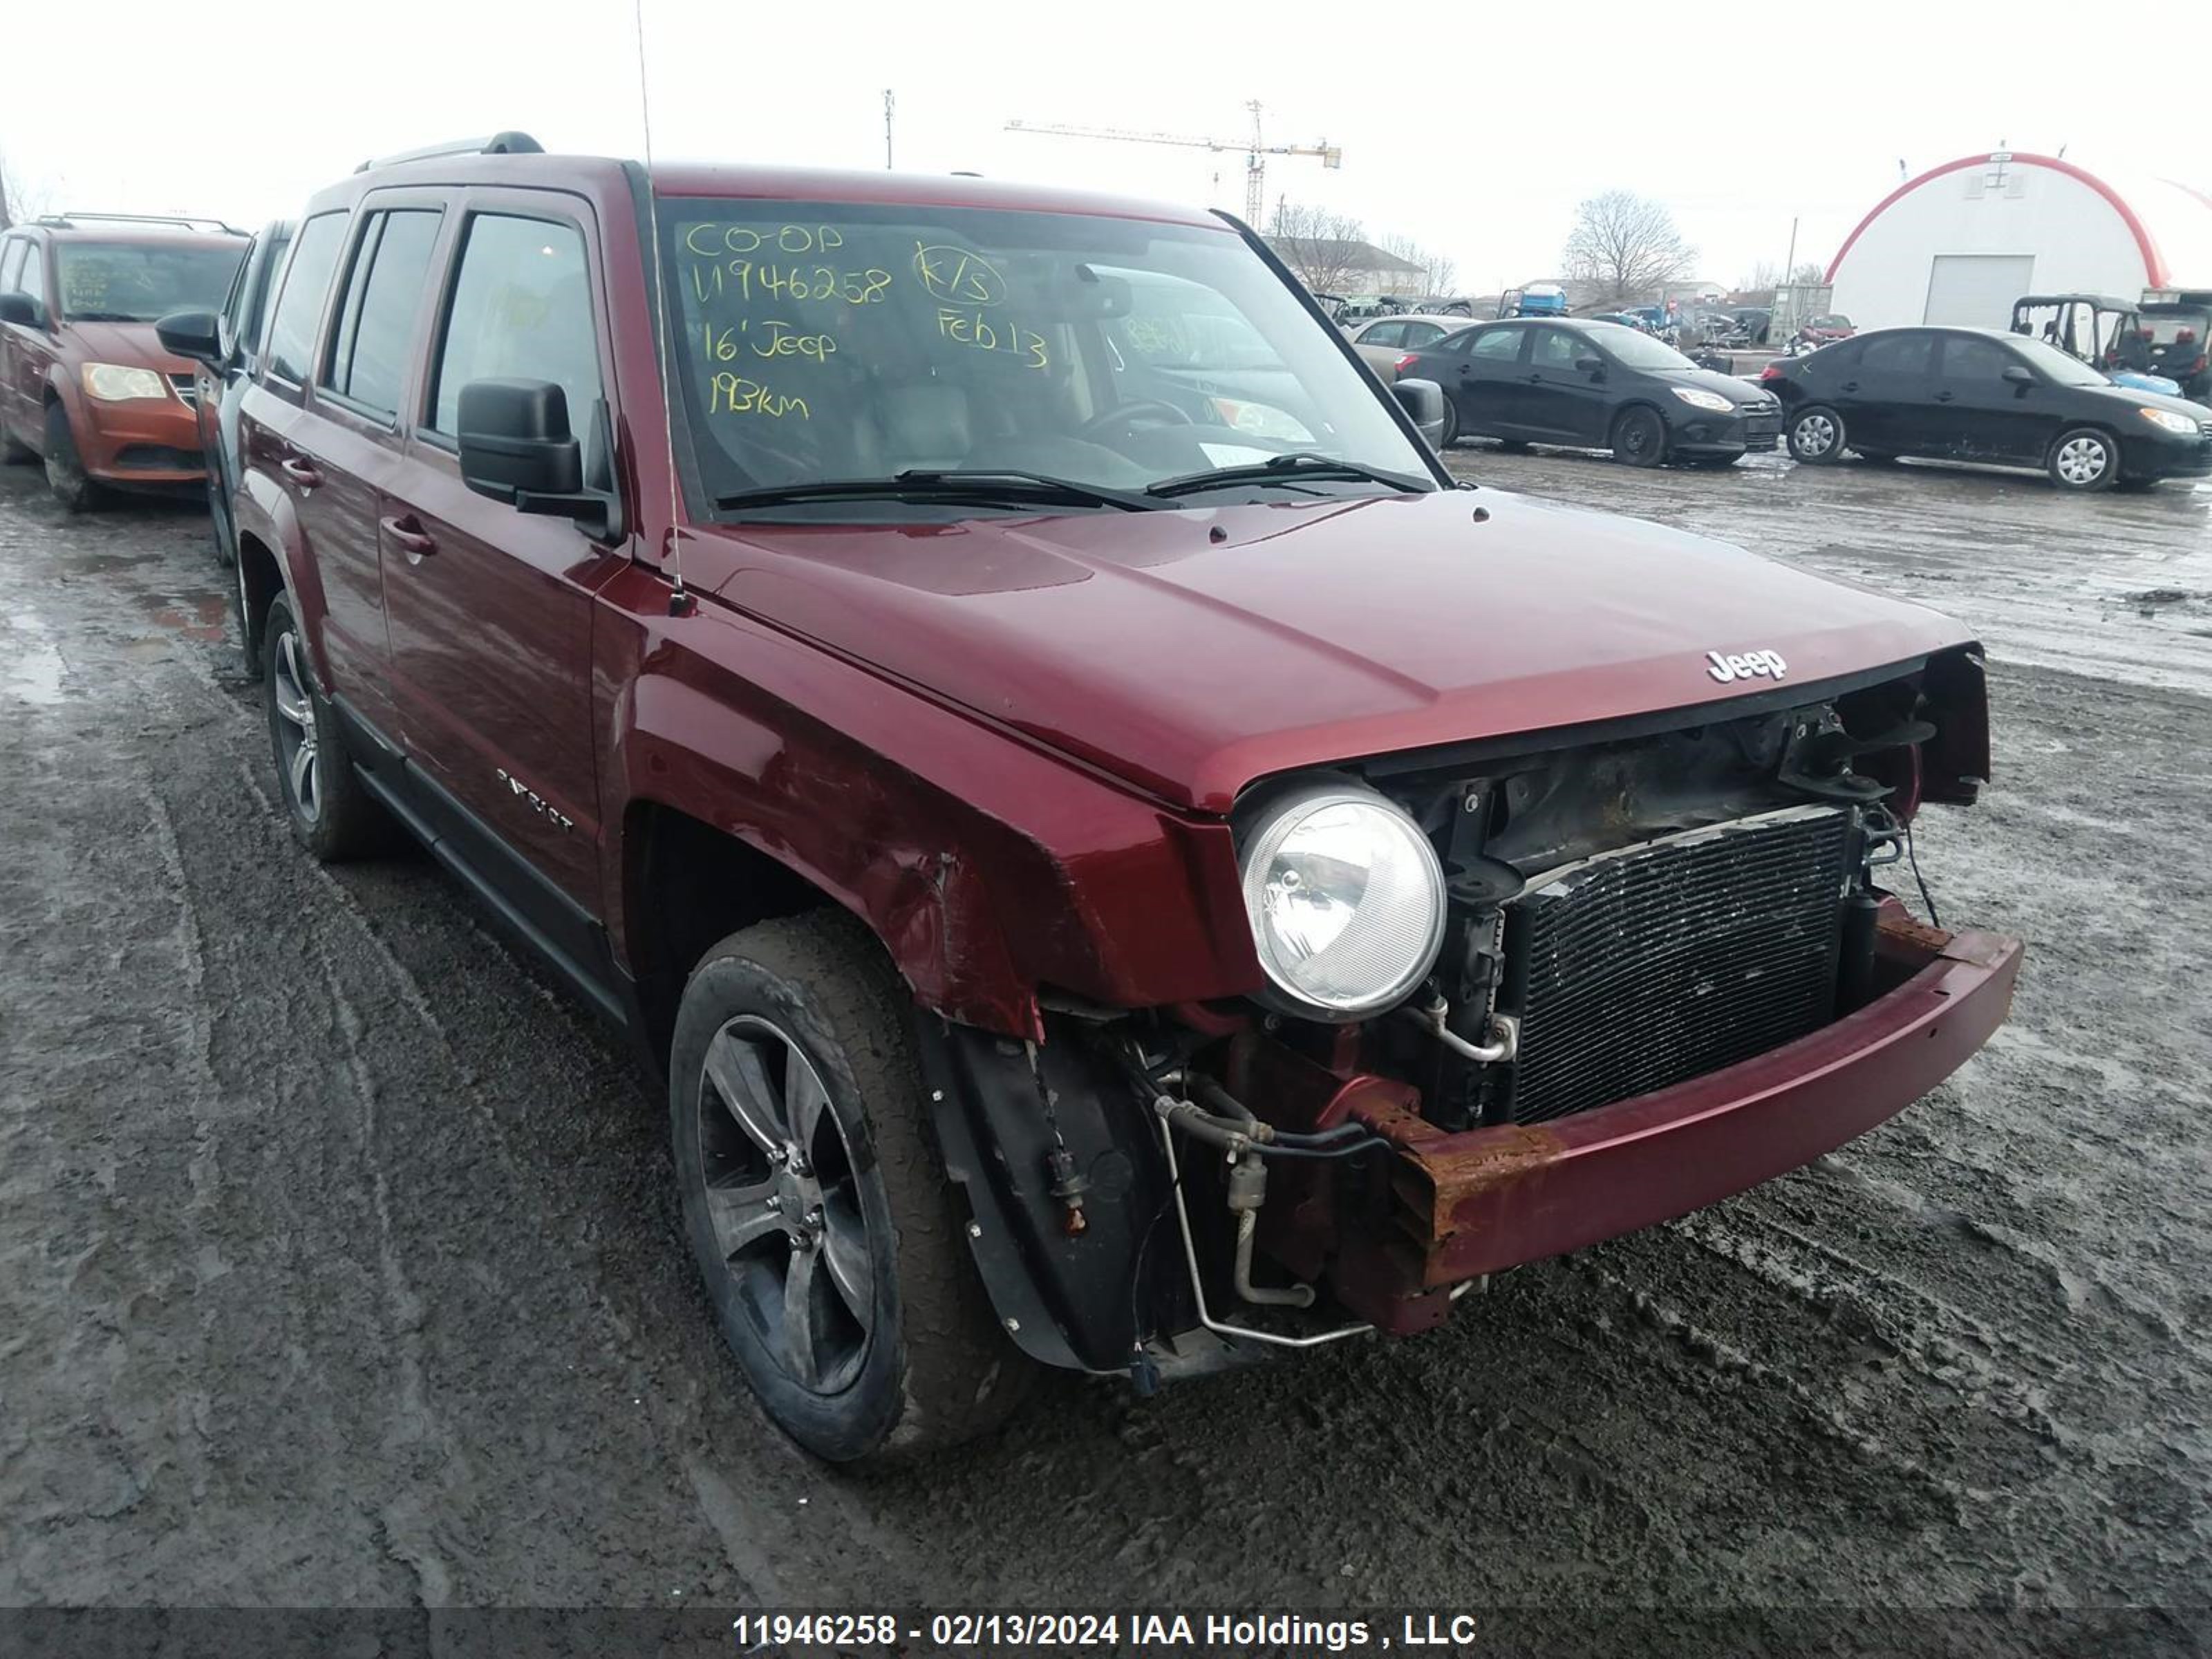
[233,460,333,682]
[597,566,1259,1038]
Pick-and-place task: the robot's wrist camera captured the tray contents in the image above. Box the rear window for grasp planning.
[321,209,442,419]
[2141,312,2208,346]
[54,241,242,323]
[265,213,350,386]
[1858,333,1934,376]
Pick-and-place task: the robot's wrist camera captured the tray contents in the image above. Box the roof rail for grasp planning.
[35,211,244,235]
[355,131,545,174]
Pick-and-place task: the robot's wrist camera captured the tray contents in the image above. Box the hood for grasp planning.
[1653,366,1772,405]
[62,319,194,377]
[701,488,1976,814]
[2080,382,2212,422]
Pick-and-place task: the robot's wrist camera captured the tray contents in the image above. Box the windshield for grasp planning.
[660,200,1432,512]
[1810,315,1850,329]
[55,241,244,323]
[1586,323,1696,371]
[2008,337,2111,386]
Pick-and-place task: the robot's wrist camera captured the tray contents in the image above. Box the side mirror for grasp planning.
[2001,364,2035,387]
[1391,376,1447,447]
[457,378,621,538]
[1574,355,1605,377]
[156,308,223,366]
[0,291,47,330]
[459,378,583,498]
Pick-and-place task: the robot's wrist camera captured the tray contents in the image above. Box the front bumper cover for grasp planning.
[1349,908,2023,1300]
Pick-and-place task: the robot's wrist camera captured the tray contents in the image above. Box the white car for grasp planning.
[1342,314,1474,379]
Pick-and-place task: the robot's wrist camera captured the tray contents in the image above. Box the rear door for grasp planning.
[1836,331,1938,455]
[379,194,626,935]
[256,198,447,735]
[1928,333,2047,463]
[1,236,57,451]
[1448,324,1530,437]
[1519,326,1610,444]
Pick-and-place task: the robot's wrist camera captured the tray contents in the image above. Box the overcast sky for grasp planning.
[4,0,2205,296]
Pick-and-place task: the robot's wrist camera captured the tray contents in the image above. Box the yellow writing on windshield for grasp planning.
[684,224,847,256]
[687,261,891,306]
[707,373,811,420]
[935,308,1049,369]
[705,319,837,364]
[913,244,1005,306]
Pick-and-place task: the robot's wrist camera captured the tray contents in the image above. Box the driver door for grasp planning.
[1447,325,1530,438]
[1519,327,1610,444]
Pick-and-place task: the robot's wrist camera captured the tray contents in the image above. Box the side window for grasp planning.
[265,212,351,386]
[1360,321,1405,349]
[0,238,25,297]
[1940,335,2015,383]
[241,229,294,358]
[1403,323,1443,347]
[429,215,601,440]
[1857,332,1936,379]
[1468,328,1524,364]
[1532,328,1585,369]
[319,209,441,419]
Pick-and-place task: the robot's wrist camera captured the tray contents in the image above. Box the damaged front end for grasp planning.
[917,648,2021,1383]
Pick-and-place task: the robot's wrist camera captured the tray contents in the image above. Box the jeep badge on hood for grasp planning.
[1706,648,1788,684]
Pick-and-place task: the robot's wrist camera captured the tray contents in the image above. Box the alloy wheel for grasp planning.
[271,631,322,824]
[2054,435,2110,487]
[1793,413,1836,458]
[696,1015,874,1394]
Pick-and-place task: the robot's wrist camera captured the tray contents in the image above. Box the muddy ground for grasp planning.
[1,442,2207,1649]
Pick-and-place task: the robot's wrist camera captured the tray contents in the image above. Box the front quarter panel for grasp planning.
[596,566,1260,1037]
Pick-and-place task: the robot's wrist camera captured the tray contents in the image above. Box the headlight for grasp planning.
[2138,406,2198,435]
[82,363,169,402]
[1672,387,1735,413]
[1237,782,1446,1020]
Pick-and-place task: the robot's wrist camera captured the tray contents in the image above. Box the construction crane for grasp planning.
[1006,102,1341,225]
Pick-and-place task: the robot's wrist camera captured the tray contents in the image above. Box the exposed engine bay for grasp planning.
[915,649,1998,1383]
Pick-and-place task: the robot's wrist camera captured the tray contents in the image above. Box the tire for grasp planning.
[1611,405,1667,468]
[1855,449,1900,466]
[670,912,1034,1462]
[2046,427,2119,492]
[261,590,388,860]
[1436,399,1459,448]
[1787,404,1845,464]
[1685,453,1741,469]
[43,403,97,512]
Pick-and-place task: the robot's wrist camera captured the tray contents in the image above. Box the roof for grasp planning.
[1828,152,2212,287]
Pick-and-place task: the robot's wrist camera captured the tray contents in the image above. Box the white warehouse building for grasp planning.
[1826,151,2212,330]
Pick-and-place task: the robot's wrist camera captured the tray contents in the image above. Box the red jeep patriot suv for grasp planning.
[197,134,2022,1461]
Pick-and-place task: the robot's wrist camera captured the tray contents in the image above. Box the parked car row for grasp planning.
[81,132,2025,1465]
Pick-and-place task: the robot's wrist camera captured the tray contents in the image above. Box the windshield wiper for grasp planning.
[1145,451,1433,499]
[715,468,1159,513]
[68,310,151,323]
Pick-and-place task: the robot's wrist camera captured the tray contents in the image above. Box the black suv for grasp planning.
[1765,326,2212,491]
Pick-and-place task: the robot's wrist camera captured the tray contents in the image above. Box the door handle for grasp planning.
[1840,381,1860,393]
[1524,373,1543,383]
[380,514,437,557]
[279,457,322,489]
[1933,391,1955,402]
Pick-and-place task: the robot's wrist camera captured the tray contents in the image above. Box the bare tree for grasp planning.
[0,149,19,232]
[1562,191,1696,303]
[1266,200,1372,294]
[0,149,54,231]
[1380,233,1456,297]
[1738,258,1827,298]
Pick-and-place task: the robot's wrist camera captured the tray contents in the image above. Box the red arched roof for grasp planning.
[1826,152,2171,288]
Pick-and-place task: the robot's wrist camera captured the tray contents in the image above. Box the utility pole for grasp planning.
[1783,216,1799,284]
[883,89,894,170]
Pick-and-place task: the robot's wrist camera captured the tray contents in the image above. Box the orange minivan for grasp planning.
[0,213,245,509]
